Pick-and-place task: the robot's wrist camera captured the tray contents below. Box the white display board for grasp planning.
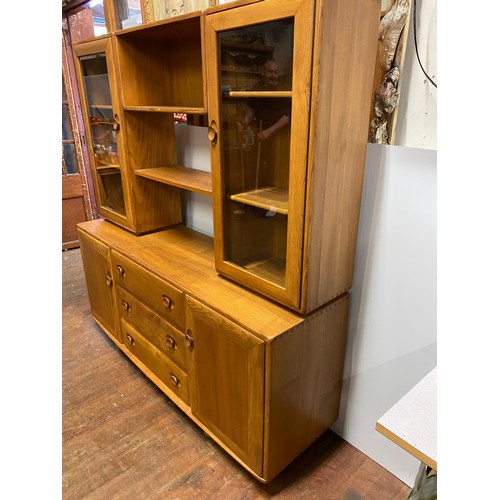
[331,143,437,485]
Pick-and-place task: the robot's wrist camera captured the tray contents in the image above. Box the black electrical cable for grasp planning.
[413,0,437,88]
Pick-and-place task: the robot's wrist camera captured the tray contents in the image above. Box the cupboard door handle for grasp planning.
[184,330,194,349]
[169,374,180,386]
[207,120,218,146]
[106,272,113,287]
[116,265,125,276]
[165,335,176,349]
[125,333,135,345]
[121,300,130,312]
[162,294,173,309]
[113,113,120,131]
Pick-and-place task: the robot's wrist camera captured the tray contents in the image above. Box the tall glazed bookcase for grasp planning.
[206,0,380,312]
[73,0,380,483]
[73,11,207,234]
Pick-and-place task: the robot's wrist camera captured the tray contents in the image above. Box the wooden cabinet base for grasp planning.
[78,219,349,483]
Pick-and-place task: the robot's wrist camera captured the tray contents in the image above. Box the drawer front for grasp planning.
[121,320,190,405]
[117,286,188,370]
[111,250,185,331]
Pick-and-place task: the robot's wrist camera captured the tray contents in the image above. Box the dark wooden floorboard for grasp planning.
[62,248,410,499]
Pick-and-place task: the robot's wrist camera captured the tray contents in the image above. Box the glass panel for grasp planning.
[80,52,125,215]
[99,172,126,215]
[67,1,107,42]
[62,103,73,141]
[218,19,294,287]
[63,143,80,175]
[114,0,143,29]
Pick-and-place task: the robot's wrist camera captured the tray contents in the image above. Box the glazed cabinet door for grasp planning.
[205,0,315,310]
[78,228,120,341]
[73,37,133,230]
[185,296,265,476]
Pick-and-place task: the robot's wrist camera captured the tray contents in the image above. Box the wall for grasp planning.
[394,0,437,150]
[331,144,436,486]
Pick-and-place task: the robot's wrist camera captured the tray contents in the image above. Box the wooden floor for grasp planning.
[62,247,410,499]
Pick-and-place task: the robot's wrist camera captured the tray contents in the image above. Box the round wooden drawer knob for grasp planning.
[121,300,130,312]
[116,265,125,276]
[162,294,173,309]
[106,273,113,287]
[184,331,194,349]
[125,333,135,345]
[169,374,180,386]
[165,335,176,349]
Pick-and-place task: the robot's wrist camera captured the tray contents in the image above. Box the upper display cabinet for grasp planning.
[73,37,133,229]
[206,0,380,313]
[72,11,207,234]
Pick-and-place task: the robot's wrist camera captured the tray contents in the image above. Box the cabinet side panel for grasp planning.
[303,0,380,311]
[264,293,350,480]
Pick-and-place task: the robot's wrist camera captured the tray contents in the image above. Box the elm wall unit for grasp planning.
[75,0,380,484]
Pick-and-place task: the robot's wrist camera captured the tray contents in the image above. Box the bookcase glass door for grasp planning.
[79,52,126,217]
[218,19,294,288]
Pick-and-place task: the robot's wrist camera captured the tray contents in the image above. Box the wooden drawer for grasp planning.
[121,320,190,405]
[111,250,185,331]
[117,286,188,370]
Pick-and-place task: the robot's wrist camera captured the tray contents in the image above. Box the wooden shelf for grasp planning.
[90,104,112,109]
[96,165,121,175]
[225,91,292,99]
[135,166,212,195]
[241,257,286,288]
[220,41,274,53]
[123,105,207,115]
[221,68,262,75]
[229,187,288,215]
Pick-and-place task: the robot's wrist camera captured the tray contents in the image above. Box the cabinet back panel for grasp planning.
[124,111,177,168]
[117,23,204,107]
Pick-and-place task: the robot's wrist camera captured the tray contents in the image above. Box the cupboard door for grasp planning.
[185,296,265,475]
[78,228,120,341]
[206,0,315,310]
[73,38,133,230]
